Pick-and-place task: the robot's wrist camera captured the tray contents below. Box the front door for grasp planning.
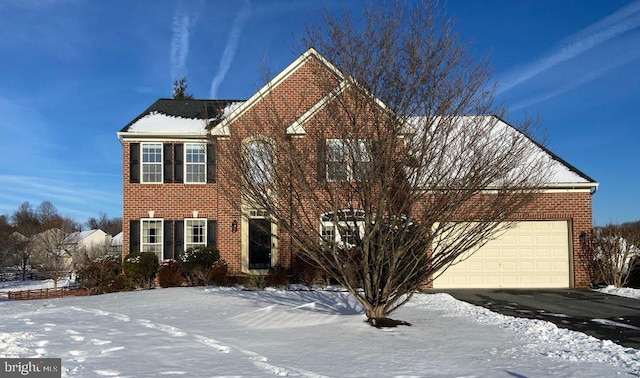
[248,218,271,269]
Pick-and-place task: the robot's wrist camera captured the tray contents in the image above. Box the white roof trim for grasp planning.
[212,48,344,137]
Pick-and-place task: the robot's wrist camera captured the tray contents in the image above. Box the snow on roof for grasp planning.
[122,99,245,134]
[127,112,211,133]
[407,115,594,185]
[111,231,123,246]
[64,229,98,244]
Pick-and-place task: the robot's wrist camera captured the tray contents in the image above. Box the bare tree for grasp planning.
[582,225,640,288]
[86,212,122,236]
[31,228,76,289]
[218,1,550,325]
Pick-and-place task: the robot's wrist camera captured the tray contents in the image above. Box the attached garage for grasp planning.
[433,220,571,289]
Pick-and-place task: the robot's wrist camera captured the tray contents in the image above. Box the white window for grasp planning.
[246,139,273,184]
[185,218,207,250]
[320,210,365,247]
[141,219,163,260]
[326,139,370,181]
[185,143,206,183]
[141,143,162,183]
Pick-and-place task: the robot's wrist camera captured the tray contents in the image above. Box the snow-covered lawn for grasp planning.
[0,284,638,377]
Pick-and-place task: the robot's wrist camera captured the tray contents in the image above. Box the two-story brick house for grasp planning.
[118,48,598,288]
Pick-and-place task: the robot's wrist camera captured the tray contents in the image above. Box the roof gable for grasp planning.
[211,48,343,137]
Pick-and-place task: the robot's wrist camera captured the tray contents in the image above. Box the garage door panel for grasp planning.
[433,221,570,288]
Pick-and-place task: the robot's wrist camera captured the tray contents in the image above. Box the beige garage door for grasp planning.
[433,221,570,288]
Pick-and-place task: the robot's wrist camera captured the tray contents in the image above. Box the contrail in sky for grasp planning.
[510,47,640,111]
[210,0,251,98]
[170,0,205,82]
[498,0,640,94]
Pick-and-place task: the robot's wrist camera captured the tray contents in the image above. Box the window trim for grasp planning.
[184,143,207,184]
[141,218,163,261]
[320,210,365,248]
[141,142,163,184]
[184,218,207,251]
[325,139,370,182]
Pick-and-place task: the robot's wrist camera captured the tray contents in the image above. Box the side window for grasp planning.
[141,218,163,261]
[141,143,163,183]
[326,139,369,181]
[246,139,273,184]
[185,143,206,183]
[326,140,348,181]
[185,218,207,250]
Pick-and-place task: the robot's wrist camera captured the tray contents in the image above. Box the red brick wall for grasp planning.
[121,55,595,287]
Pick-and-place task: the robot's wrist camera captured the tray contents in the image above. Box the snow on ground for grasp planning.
[597,285,640,300]
[0,285,638,377]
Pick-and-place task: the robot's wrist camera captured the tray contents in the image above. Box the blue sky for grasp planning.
[0,0,638,227]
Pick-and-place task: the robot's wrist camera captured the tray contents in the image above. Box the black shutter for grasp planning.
[129,220,140,253]
[207,220,217,248]
[206,141,216,183]
[174,220,184,258]
[174,143,184,183]
[317,139,326,182]
[163,143,173,183]
[130,143,140,183]
[163,220,173,260]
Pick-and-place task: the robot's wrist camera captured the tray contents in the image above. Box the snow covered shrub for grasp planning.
[581,225,640,288]
[158,260,183,288]
[267,264,288,287]
[292,254,324,286]
[76,255,133,294]
[180,246,220,286]
[122,252,159,289]
[207,259,229,286]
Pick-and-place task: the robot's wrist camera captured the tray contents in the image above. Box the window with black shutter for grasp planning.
[163,144,174,183]
[174,220,184,259]
[174,143,184,183]
[207,141,216,183]
[129,220,140,253]
[130,143,140,183]
[207,220,217,248]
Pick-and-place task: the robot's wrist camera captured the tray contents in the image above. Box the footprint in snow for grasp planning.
[68,350,88,362]
[94,369,121,376]
[100,346,125,354]
[91,339,111,345]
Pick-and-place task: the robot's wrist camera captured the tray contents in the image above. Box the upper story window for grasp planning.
[245,139,273,185]
[185,143,206,183]
[130,142,215,184]
[185,218,207,250]
[141,218,163,261]
[326,139,370,181]
[142,143,162,183]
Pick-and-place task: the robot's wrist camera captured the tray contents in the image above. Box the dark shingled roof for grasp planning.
[120,98,245,132]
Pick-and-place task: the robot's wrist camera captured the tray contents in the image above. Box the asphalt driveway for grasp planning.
[429,289,640,349]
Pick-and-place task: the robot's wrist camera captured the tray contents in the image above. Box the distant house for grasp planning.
[64,229,111,255]
[117,48,598,289]
[109,231,123,256]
